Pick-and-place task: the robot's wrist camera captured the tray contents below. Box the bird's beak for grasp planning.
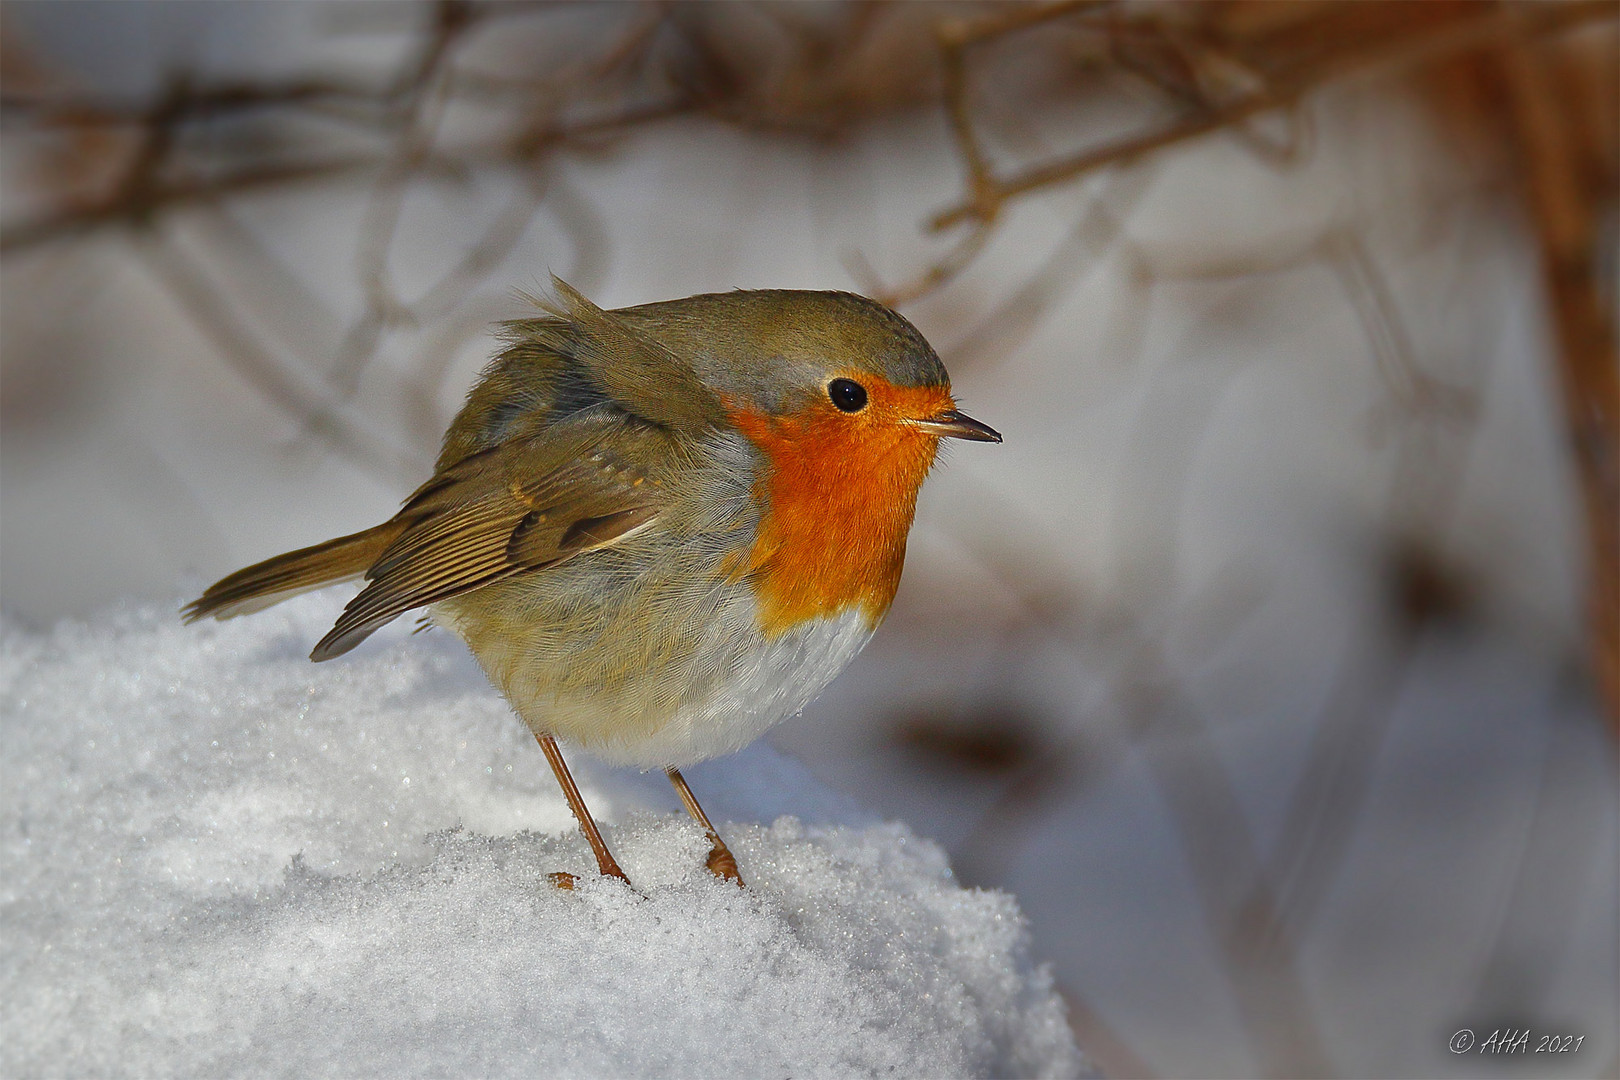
[912,408,1003,443]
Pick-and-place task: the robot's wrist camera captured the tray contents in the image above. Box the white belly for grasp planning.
[601,604,875,767]
[436,587,877,770]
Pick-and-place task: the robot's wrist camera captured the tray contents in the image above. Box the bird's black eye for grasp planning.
[828,378,868,413]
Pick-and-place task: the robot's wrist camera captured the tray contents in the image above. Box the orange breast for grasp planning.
[729,382,952,638]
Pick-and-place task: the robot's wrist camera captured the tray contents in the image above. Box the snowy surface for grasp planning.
[0,598,1083,1079]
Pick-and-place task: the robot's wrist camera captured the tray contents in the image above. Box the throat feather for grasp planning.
[731,408,939,638]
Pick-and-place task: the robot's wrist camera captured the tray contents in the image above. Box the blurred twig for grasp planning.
[928,0,1614,232]
[933,2,1111,237]
[135,227,418,482]
[1493,21,1620,726]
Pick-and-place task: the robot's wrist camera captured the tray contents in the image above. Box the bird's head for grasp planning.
[615,288,999,462]
[615,289,1001,632]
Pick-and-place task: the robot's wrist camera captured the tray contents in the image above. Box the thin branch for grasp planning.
[929,0,1616,232]
[136,230,415,483]
[1496,20,1620,725]
[845,217,996,309]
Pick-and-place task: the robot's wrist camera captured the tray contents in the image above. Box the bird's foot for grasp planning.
[705,838,745,887]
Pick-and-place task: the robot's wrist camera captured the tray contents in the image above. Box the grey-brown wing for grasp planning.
[310,419,675,661]
[534,277,725,435]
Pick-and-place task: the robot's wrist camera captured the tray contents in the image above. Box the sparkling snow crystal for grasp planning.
[1,597,1082,1078]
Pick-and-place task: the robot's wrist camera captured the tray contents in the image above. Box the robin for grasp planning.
[185,279,1000,888]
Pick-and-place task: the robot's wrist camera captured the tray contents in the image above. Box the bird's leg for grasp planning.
[535,733,631,885]
[666,768,744,886]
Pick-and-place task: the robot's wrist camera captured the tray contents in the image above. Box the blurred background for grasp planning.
[2,2,1615,1076]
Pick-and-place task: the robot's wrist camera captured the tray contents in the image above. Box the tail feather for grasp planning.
[183,522,404,625]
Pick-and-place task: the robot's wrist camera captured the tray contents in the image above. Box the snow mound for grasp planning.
[1,597,1082,1078]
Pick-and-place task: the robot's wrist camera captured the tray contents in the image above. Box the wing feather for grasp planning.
[309,418,676,661]
[543,277,725,435]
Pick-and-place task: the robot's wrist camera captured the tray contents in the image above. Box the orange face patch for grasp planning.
[728,378,955,637]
